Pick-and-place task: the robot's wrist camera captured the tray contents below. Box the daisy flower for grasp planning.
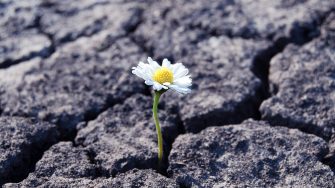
[131,57,192,167]
[132,57,192,94]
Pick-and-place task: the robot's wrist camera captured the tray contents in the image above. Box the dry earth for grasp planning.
[0,0,334,187]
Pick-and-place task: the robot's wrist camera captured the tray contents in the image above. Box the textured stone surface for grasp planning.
[168,120,334,187]
[0,1,52,68]
[260,13,335,140]
[40,0,142,45]
[0,30,51,68]
[4,142,177,188]
[134,0,334,60]
[3,141,99,187]
[4,178,100,188]
[95,169,178,188]
[160,36,270,133]
[0,116,59,185]
[76,94,179,176]
[24,142,97,181]
[0,0,41,38]
[0,34,146,137]
[0,58,41,90]
[5,170,177,188]
[1,0,335,186]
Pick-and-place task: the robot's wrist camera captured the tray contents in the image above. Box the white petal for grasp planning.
[171,63,184,74]
[175,68,189,79]
[153,82,162,91]
[172,63,189,79]
[132,68,151,81]
[147,57,160,70]
[145,80,154,86]
[132,59,159,81]
[143,65,155,77]
[174,75,192,87]
[162,58,172,69]
[153,82,168,91]
[134,67,152,80]
[170,84,191,94]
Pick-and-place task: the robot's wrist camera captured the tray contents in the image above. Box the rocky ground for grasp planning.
[0,0,334,187]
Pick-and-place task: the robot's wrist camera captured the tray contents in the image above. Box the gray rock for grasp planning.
[5,170,177,188]
[4,177,97,188]
[96,169,178,188]
[0,1,52,68]
[135,1,324,134]
[134,0,334,59]
[0,34,146,138]
[0,58,41,90]
[40,1,143,44]
[75,94,180,176]
[0,116,59,185]
[168,120,334,187]
[0,0,41,39]
[0,30,52,68]
[40,0,110,14]
[328,136,335,171]
[160,36,270,133]
[1,1,334,187]
[3,141,98,187]
[260,13,335,140]
[32,142,97,179]
[4,142,177,188]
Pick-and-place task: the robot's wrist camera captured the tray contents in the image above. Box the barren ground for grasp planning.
[0,0,334,187]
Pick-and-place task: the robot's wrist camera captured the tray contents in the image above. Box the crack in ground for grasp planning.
[39,0,110,14]
[254,11,335,172]
[6,17,151,182]
[73,95,184,179]
[254,10,331,123]
[0,132,58,186]
[322,151,335,173]
[4,19,150,182]
[0,44,53,69]
[8,89,151,185]
[0,1,144,70]
[251,37,290,120]
[0,12,55,69]
[162,107,186,177]
[2,2,334,185]
[252,9,334,121]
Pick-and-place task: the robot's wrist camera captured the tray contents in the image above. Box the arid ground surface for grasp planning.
[0,0,335,187]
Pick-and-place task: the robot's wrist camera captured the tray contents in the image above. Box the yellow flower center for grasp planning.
[153,67,173,84]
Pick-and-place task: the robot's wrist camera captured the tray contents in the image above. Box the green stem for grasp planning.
[153,91,163,167]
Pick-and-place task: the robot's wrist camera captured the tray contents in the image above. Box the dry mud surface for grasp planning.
[0,0,335,187]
